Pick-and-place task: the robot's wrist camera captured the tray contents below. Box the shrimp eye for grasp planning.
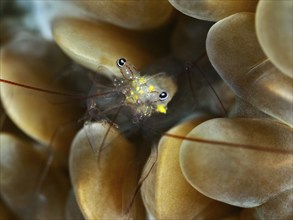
[159,91,168,101]
[117,58,126,68]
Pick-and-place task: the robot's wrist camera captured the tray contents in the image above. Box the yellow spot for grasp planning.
[136,86,140,91]
[125,96,131,102]
[156,104,167,114]
[139,90,144,94]
[134,95,139,101]
[148,85,155,92]
[139,77,146,84]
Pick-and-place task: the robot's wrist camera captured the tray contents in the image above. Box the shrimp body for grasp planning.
[114,58,174,120]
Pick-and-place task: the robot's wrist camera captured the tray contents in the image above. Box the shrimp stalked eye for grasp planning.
[116,57,137,81]
[113,58,176,118]
[159,91,168,101]
[116,58,127,68]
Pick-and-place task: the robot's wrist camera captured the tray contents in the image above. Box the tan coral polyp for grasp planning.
[53,18,157,78]
[0,35,82,165]
[206,13,293,127]
[256,0,293,78]
[168,0,258,21]
[180,118,293,208]
[69,122,145,219]
[74,0,174,30]
[0,133,69,219]
[248,188,293,220]
[141,116,237,219]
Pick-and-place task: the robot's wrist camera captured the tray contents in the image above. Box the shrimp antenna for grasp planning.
[123,145,158,216]
[0,79,81,97]
[0,78,119,103]
[83,96,126,168]
[96,104,125,166]
[185,53,228,117]
[34,119,80,203]
[162,132,293,155]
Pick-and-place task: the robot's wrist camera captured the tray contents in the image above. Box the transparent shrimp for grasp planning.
[86,58,177,124]
[84,58,178,164]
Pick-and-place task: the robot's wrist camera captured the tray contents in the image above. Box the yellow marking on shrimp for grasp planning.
[139,77,146,84]
[148,85,155,92]
[156,104,167,114]
[116,57,177,118]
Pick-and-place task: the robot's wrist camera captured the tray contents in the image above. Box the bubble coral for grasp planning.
[0,1,292,220]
